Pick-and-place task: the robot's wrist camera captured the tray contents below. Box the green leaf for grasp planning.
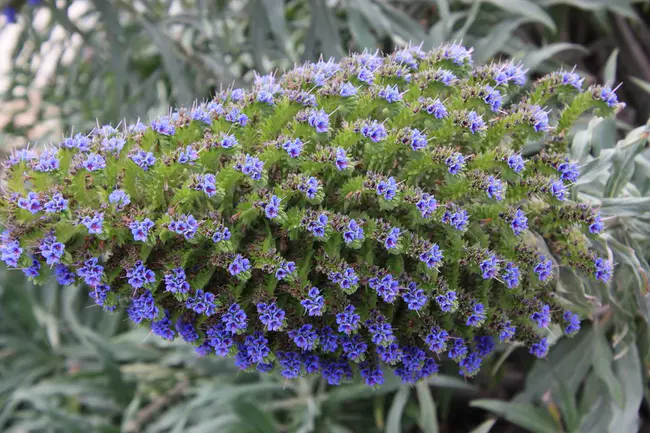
[609,343,643,433]
[604,126,649,197]
[604,48,618,84]
[232,399,277,433]
[470,400,560,433]
[552,380,579,433]
[386,385,411,433]
[591,324,624,408]
[483,0,556,31]
[468,418,497,433]
[519,43,588,71]
[347,9,377,51]
[415,381,438,433]
[629,77,650,96]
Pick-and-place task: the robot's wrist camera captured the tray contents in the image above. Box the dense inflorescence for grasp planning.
[0,43,621,387]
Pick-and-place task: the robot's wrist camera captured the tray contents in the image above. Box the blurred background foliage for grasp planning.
[1,0,650,432]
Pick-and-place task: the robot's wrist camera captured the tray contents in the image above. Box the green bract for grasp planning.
[0,43,621,386]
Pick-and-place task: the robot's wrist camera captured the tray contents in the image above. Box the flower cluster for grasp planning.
[0,43,620,386]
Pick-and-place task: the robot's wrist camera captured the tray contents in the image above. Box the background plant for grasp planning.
[1,1,649,432]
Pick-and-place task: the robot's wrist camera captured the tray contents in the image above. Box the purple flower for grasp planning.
[130,150,156,170]
[77,257,104,287]
[265,195,282,219]
[17,192,43,214]
[485,176,504,200]
[376,177,398,200]
[360,362,384,387]
[502,262,520,288]
[282,138,304,158]
[402,282,427,310]
[80,212,104,235]
[230,88,245,101]
[274,260,296,281]
[442,42,473,65]
[484,85,502,112]
[433,68,456,86]
[238,154,264,180]
[39,235,65,265]
[408,128,428,151]
[101,137,126,155]
[289,324,319,351]
[480,254,498,279]
[435,291,457,312]
[301,287,325,316]
[511,209,528,235]
[186,289,217,316]
[164,267,191,294]
[343,219,364,244]
[341,334,368,361]
[168,214,199,239]
[127,290,158,324]
[507,154,525,173]
[534,256,553,282]
[306,213,328,238]
[225,108,248,126]
[499,320,516,342]
[369,274,400,303]
[384,227,401,250]
[416,193,437,218]
[176,317,199,342]
[335,147,348,171]
[206,324,235,356]
[563,311,581,335]
[530,337,548,358]
[419,244,443,268]
[198,174,217,197]
[376,343,402,364]
[557,160,580,183]
[151,116,176,136]
[336,305,361,335]
[378,84,402,103]
[357,68,374,85]
[442,209,469,231]
[597,86,619,107]
[459,351,483,376]
[360,120,387,143]
[594,257,612,282]
[308,109,329,133]
[178,146,199,164]
[109,189,130,211]
[425,326,449,353]
[340,82,357,97]
[212,226,231,243]
[466,302,486,327]
[34,150,60,172]
[530,304,551,328]
[191,106,212,124]
[589,214,604,234]
[549,180,567,201]
[445,153,465,175]
[151,313,175,341]
[425,98,447,118]
[228,254,251,276]
[126,260,156,289]
[129,218,154,242]
[257,301,286,331]
[54,264,76,285]
[82,153,106,171]
[467,111,485,134]
[221,303,248,334]
[448,338,468,360]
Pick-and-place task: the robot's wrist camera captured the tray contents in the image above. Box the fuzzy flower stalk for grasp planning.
[0,42,620,386]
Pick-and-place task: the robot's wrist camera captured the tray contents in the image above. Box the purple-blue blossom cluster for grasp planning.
[0,43,621,387]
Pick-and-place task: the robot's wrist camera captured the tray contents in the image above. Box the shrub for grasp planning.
[0,42,622,386]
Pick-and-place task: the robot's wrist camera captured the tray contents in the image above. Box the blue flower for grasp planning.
[419,244,443,268]
[221,303,248,334]
[299,176,320,199]
[557,160,580,183]
[485,176,504,200]
[367,320,395,346]
[127,290,158,324]
[341,334,368,361]
[335,147,348,170]
[151,116,176,135]
[466,302,486,327]
[597,86,618,107]
[169,214,199,239]
[289,324,319,351]
[445,153,465,175]
[561,71,584,90]
[178,146,199,163]
[308,109,329,133]
[403,282,427,310]
[282,138,304,158]
[126,260,156,289]
[384,227,401,250]
[435,291,457,312]
[44,193,68,213]
[101,137,126,155]
[39,235,65,265]
[82,153,106,171]
[425,326,449,353]
[34,150,60,172]
[369,274,400,303]
[507,154,525,173]
[307,213,328,237]
[534,256,553,282]
[238,154,264,180]
[484,85,502,112]
[408,128,428,151]
[257,301,286,331]
[480,254,498,279]
[343,219,364,244]
[175,317,199,342]
[499,320,516,342]
[206,323,234,356]
[459,351,483,376]
[434,68,456,86]
[376,343,402,364]
[467,111,485,134]
[511,209,528,235]
[301,287,325,316]
[77,257,104,287]
[589,214,604,234]
[360,120,387,143]
[244,332,271,363]
[108,189,130,210]
[225,108,248,126]
[357,68,374,85]
[54,264,76,285]
[275,260,296,281]
[530,337,548,358]
[416,193,438,218]
[186,289,217,316]
[340,82,357,97]
[424,98,448,118]
[502,262,520,288]
[151,312,175,341]
[360,362,384,387]
[474,336,495,356]
[80,212,104,235]
[336,305,361,335]
[376,177,398,200]
[442,42,472,65]
[549,180,568,201]
[198,174,217,197]
[563,311,581,335]
[228,254,251,276]
[378,84,402,103]
[531,304,551,329]
[212,226,231,243]
[594,257,612,282]
[164,267,191,294]
[277,351,302,378]
[442,209,469,231]
[130,150,156,170]
[129,218,154,242]
[447,338,468,360]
